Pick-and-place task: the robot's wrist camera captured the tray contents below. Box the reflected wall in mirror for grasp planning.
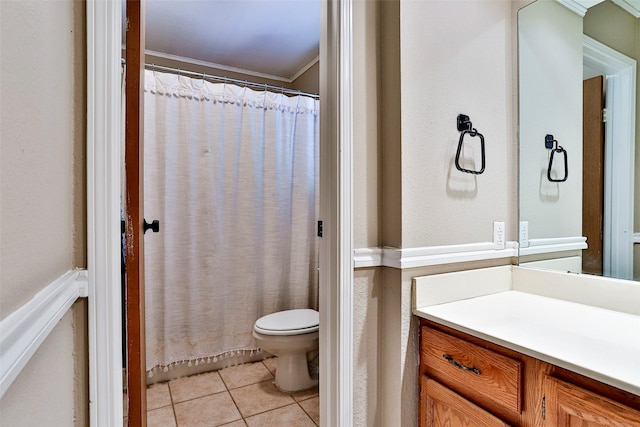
[518,0,639,281]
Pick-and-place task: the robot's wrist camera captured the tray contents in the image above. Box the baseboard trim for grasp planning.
[354,242,518,269]
[519,236,587,256]
[353,248,384,268]
[0,269,87,398]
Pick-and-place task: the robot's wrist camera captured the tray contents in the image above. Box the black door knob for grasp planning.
[144,219,160,234]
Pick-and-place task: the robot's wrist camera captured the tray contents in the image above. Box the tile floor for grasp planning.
[124,358,319,427]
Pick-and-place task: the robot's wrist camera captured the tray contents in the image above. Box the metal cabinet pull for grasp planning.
[443,354,481,375]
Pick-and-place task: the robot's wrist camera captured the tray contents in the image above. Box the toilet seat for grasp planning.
[254,309,319,336]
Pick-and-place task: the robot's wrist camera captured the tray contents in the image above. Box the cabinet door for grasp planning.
[545,377,640,426]
[421,377,510,427]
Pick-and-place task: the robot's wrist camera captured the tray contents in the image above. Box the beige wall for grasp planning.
[353,0,520,425]
[145,53,321,96]
[352,2,382,424]
[399,0,517,248]
[380,0,402,248]
[0,312,76,425]
[354,0,381,250]
[144,52,296,89]
[292,61,320,95]
[0,0,87,425]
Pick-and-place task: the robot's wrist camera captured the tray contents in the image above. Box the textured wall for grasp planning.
[0,0,85,317]
[353,0,381,250]
[0,312,76,426]
[0,0,86,425]
[353,268,382,427]
[399,0,517,248]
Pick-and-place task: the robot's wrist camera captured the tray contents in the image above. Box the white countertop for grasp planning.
[413,267,640,396]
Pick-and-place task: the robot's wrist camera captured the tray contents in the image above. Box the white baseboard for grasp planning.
[0,269,87,398]
[354,242,518,269]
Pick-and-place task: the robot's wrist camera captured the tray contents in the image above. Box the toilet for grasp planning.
[253,309,319,392]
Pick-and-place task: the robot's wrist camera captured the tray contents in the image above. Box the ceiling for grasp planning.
[126,0,321,81]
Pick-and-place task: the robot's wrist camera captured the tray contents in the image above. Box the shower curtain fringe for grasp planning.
[147,348,264,378]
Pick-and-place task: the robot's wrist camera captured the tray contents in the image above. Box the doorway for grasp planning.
[582,35,636,280]
[86,1,354,426]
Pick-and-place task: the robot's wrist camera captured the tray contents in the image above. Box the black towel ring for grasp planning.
[545,134,568,182]
[455,114,485,175]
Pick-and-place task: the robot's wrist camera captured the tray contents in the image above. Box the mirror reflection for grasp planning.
[518,0,639,281]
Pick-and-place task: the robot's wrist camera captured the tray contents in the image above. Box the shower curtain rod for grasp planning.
[122,59,319,99]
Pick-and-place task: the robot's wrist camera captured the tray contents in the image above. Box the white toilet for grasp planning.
[253,309,319,392]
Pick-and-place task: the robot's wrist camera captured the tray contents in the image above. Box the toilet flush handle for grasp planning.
[144,219,160,234]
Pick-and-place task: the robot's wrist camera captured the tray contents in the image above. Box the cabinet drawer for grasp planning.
[421,326,523,414]
[421,376,511,426]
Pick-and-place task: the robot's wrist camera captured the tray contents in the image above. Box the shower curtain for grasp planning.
[143,70,319,375]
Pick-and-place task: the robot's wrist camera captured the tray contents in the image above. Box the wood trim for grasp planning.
[0,270,86,398]
[353,243,518,269]
[554,0,588,16]
[385,243,518,269]
[518,236,587,256]
[125,0,147,425]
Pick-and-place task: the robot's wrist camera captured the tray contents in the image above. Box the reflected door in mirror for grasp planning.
[582,75,605,275]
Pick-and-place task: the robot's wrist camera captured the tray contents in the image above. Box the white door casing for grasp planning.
[86,1,354,426]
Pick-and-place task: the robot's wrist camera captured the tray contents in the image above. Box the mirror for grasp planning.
[518,0,639,281]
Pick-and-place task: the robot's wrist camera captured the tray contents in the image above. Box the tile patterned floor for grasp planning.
[123,358,319,427]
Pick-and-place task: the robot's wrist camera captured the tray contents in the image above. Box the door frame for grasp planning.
[86,0,125,425]
[86,1,354,426]
[583,35,636,280]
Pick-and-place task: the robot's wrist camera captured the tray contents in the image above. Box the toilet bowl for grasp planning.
[253,309,319,392]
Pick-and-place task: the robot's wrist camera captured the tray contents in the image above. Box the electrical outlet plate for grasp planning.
[519,221,529,248]
[493,221,505,250]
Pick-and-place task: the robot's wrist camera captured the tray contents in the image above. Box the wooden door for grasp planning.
[544,377,640,426]
[420,377,510,427]
[125,0,147,425]
[582,76,605,275]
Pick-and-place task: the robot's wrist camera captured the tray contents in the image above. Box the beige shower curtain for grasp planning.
[143,70,319,376]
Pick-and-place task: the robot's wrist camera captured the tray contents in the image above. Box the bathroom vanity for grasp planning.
[412,266,640,426]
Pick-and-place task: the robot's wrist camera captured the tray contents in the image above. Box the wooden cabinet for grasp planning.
[544,377,640,426]
[419,320,640,427]
[421,326,523,416]
[421,376,510,427]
